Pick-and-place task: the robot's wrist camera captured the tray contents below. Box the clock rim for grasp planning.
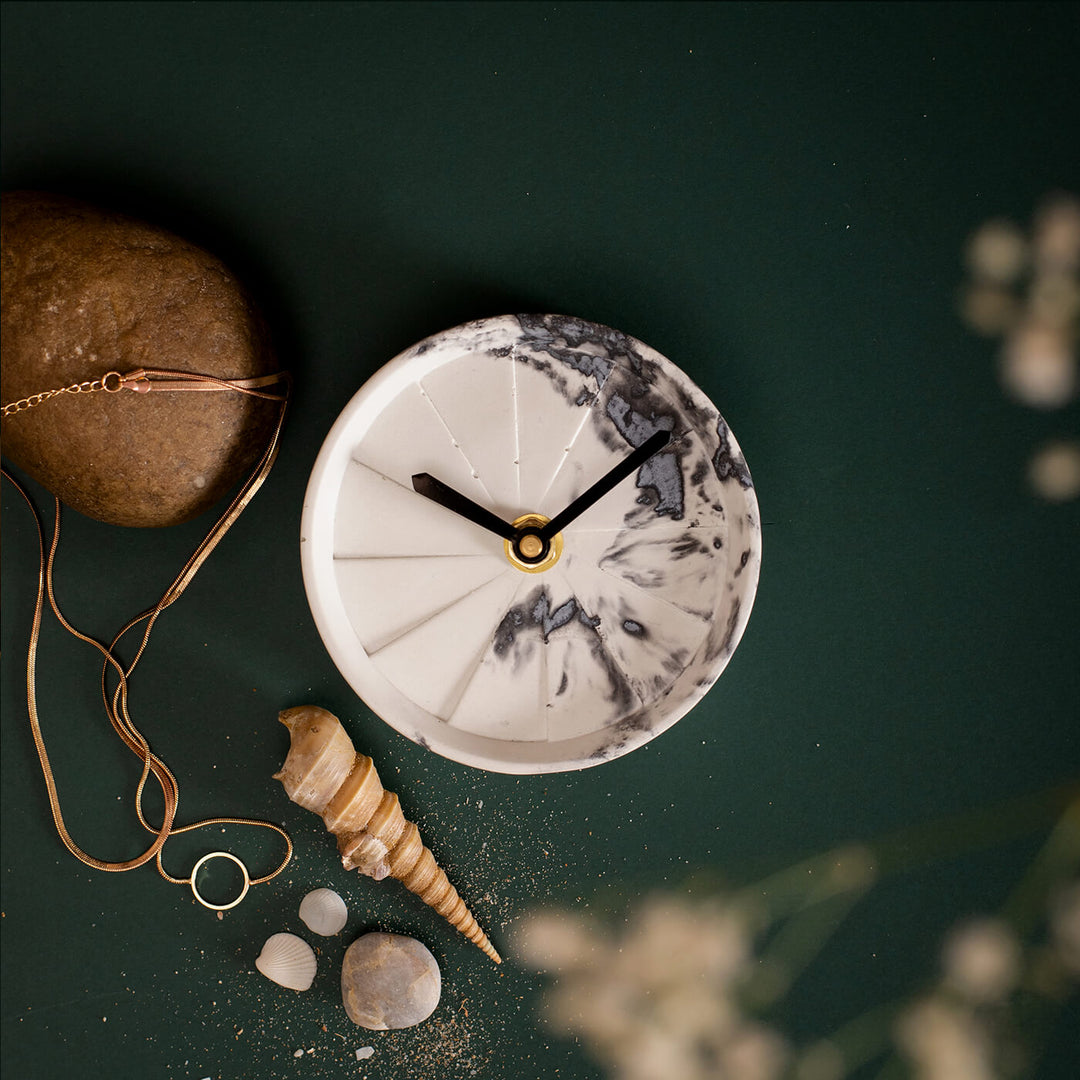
[300,314,761,774]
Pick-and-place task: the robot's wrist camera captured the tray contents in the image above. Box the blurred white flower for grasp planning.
[1027,272,1080,331]
[1033,194,1080,274]
[617,1025,708,1080]
[999,322,1076,407]
[1028,441,1080,502]
[966,219,1028,284]
[941,918,1021,1004]
[512,908,602,972]
[895,997,995,1080]
[654,982,742,1044]
[960,193,1080,412]
[517,832,1076,1079]
[515,892,782,1080]
[719,1021,790,1080]
[613,893,753,992]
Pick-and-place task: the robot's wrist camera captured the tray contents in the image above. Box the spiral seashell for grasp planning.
[255,932,318,991]
[273,705,501,963]
[299,887,348,936]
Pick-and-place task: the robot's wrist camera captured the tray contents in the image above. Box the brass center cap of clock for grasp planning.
[518,534,543,559]
[506,513,563,573]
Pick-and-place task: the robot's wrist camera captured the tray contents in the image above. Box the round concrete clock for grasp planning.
[301,314,761,773]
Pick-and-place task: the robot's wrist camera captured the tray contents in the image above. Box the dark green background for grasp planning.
[2,3,1077,1079]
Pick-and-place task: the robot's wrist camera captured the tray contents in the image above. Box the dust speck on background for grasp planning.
[375,1007,492,1079]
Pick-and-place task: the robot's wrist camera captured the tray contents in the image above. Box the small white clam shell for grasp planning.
[255,932,317,991]
[299,887,348,936]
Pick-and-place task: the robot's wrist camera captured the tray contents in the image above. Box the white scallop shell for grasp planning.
[255,932,317,991]
[299,887,348,936]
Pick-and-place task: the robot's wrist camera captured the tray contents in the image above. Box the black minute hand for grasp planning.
[540,429,671,540]
[411,473,518,542]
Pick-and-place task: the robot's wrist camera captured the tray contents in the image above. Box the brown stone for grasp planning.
[1,190,282,527]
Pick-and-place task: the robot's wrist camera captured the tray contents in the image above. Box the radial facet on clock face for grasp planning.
[301,315,761,773]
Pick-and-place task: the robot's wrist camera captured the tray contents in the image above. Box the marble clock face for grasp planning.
[301,315,761,773]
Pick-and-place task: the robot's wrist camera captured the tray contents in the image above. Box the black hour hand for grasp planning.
[411,473,518,542]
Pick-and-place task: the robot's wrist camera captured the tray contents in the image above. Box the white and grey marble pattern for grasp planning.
[321,314,760,769]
